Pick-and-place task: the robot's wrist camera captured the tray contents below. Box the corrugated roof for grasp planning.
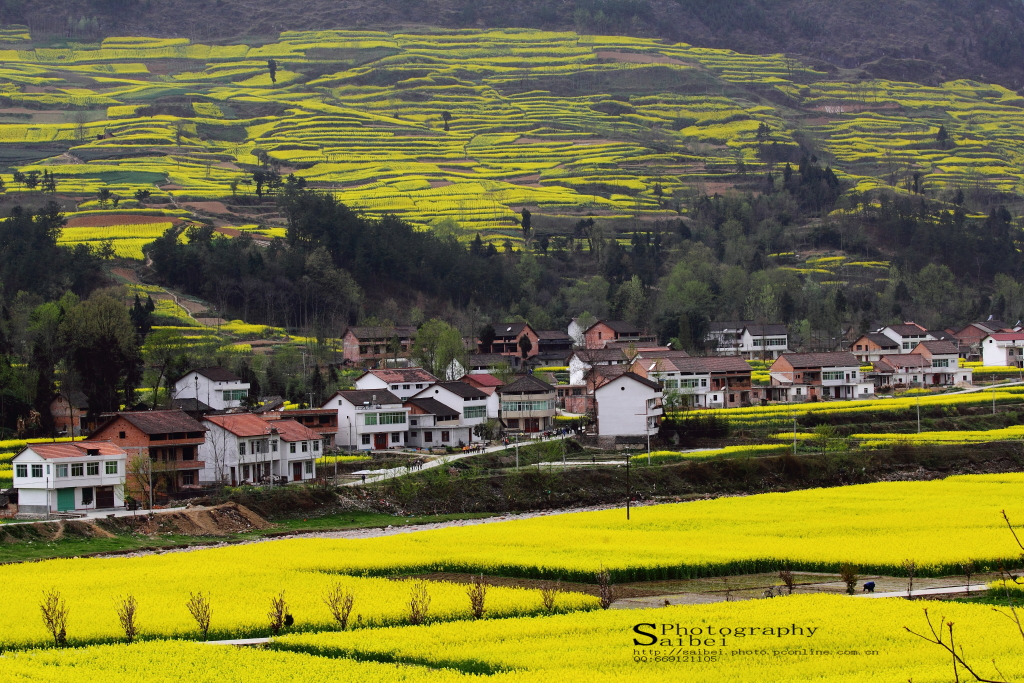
[774,352,861,369]
[204,413,275,437]
[361,368,439,384]
[23,441,126,460]
[498,375,554,394]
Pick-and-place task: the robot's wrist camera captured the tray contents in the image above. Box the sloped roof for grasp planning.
[775,352,861,369]
[181,367,241,383]
[884,323,928,336]
[915,340,959,355]
[22,441,126,460]
[986,332,1024,341]
[744,324,788,336]
[328,389,404,406]
[536,330,572,340]
[361,368,438,384]
[709,320,754,333]
[492,322,530,338]
[877,354,930,369]
[406,398,460,420]
[856,333,899,349]
[468,353,511,366]
[204,413,275,437]
[462,373,503,387]
[109,410,206,435]
[498,374,554,394]
[590,319,640,334]
[345,326,417,339]
[170,398,213,412]
[430,382,488,399]
[597,371,662,392]
[927,330,956,341]
[633,348,691,360]
[573,348,629,363]
[270,419,325,442]
[646,356,751,373]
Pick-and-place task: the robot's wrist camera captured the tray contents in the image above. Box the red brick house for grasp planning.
[480,323,539,358]
[91,410,207,495]
[850,333,900,363]
[583,320,655,350]
[342,325,417,364]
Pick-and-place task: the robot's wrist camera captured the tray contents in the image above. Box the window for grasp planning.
[301,441,308,452]
[289,442,296,453]
[403,384,410,390]
[795,388,802,395]
[271,440,278,452]
[701,378,708,387]
[304,461,313,474]
[71,463,84,477]
[932,359,950,368]
[464,406,486,419]
[391,385,399,390]
[118,431,126,439]
[424,431,433,442]
[681,379,701,389]
[182,472,194,485]
[391,432,400,443]
[105,461,118,475]
[253,440,263,454]
[416,384,423,389]
[729,394,735,403]
[912,376,918,382]
[380,412,406,425]
[361,434,371,445]
[32,464,43,477]
[82,487,93,505]
[87,462,99,476]
[822,371,844,381]
[411,419,418,426]
[313,441,320,452]
[856,344,862,351]
[364,413,378,426]
[663,379,679,389]
[57,464,68,477]
[903,342,911,350]
[16,464,27,478]
[500,400,554,412]
[441,431,450,442]
[223,389,248,401]
[239,442,247,456]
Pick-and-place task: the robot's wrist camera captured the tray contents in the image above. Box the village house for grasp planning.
[878,323,934,352]
[49,390,91,437]
[706,321,790,359]
[90,410,207,494]
[767,352,874,402]
[404,397,474,449]
[593,372,663,442]
[411,381,488,431]
[342,325,417,365]
[956,320,1013,361]
[260,408,339,448]
[173,367,250,411]
[462,353,522,374]
[850,333,900,363]
[982,332,1024,367]
[912,341,972,385]
[460,373,504,418]
[354,367,439,401]
[13,441,128,514]
[481,322,539,358]
[324,389,410,450]
[497,375,557,433]
[568,347,630,385]
[200,413,322,485]
[631,355,753,409]
[535,330,574,357]
[582,320,654,350]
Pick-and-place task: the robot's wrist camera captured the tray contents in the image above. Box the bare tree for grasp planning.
[778,569,796,595]
[40,589,68,647]
[117,594,138,643]
[467,575,488,620]
[541,580,561,613]
[268,591,290,635]
[186,592,212,640]
[840,563,859,595]
[408,581,431,625]
[596,567,614,609]
[323,582,355,630]
[902,559,917,599]
[961,561,977,597]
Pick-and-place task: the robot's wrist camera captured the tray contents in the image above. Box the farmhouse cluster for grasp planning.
[12,314,1007,515]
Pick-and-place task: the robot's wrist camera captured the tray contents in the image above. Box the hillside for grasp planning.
[5,0,1024,90]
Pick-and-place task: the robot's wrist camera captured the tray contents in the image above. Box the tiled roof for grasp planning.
[709,320,754,333]
[468,353,512,366]
[22,441,126,460]
[879,354,931,369]
[462,373,504,387]
[269,419,325,442]
[109,410,206,435]
[536,330,572,340]
[632,348,691,360]
[170,398,213,412]
[573,348,629,363]
[775,352,861,369]
[183,367,241,383]
[362,368,439,384]
[498,374,554,394]
[885,323,927,336]
[429,382,488,399]
[345,326,417,339]
[598,371,662,391]
[858,333,899,348]
[492,322,529,338]
[645,356,751,373]
[986,332,1024,341]
[328,389,404,406]
[204,413,276,437]
[915,340,959,355]
[592,319,640,334]
[926,330,956,341]
[744,324,788,336]
[406,398,460,420]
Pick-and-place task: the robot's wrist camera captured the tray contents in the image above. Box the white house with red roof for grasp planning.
[982,332,1024,367]
[13,441,128,514]
[354,367,439,401]
[200,414,323,485]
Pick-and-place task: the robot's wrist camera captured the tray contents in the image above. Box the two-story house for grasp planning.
[354,367,439,401]
[49,390,92,437]
[913,341,972,385]
[594,372,663,440]
[173,367,250,411]
[482,323,539,358]
[91,411,207,494]
[850,333,901,363]
[324,389,410,450]
[13,441,128,514]
[982,332,1024,367]
[261,408,339,448]
[582,320,654,349]
[954,320,1011,361]
[878,323,935,352]
[405,398,471,449]
[201,413,322,485]
[631,355,753,409]
[411,382,488,436]
[568,348,629,385]
[497,375,557,433]
[705,321,789,358]
[768,352,874,401]
[342,325,418,365]
[461,373,504,418]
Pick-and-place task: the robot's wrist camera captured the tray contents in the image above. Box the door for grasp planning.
[97,486,115,508]
[57,487,75,512]
[292,462,303,482]
[374,433,387,449]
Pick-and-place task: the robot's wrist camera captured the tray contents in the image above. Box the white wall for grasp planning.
[355,375,434,401]
[982,338,1020,367]
[595,379,662,437]
[175,372,250,410]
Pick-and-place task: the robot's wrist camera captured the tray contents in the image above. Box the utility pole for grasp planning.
[515,432,520,469]
[793,413,797,455]
[916,397,921,434]
[625,456,631,520]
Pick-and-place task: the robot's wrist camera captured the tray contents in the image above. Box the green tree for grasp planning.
[517,334,533,359]
[267,59,278,84]
[412,319,467,379]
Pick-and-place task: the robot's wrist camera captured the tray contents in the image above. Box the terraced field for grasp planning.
[2,28,1024,252]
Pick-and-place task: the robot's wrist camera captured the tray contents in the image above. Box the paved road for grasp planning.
[854,584,989,598]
